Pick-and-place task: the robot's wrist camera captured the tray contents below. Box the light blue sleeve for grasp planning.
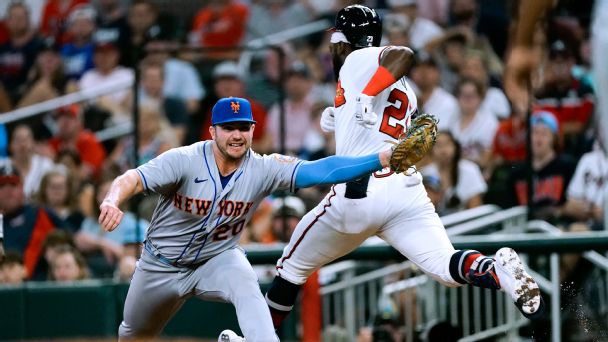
[295,154,382,188]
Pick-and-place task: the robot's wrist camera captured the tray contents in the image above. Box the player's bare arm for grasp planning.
[504,0,556,113]
[98,169,144,232]
[378,46,415,82]
[356,46,415,128]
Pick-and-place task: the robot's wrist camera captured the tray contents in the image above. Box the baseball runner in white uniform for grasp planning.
[98,97,399,341]
[225,5,543,337]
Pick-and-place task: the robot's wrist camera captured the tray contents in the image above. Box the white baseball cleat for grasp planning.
[494,247,545,319]
[218,329,245,342]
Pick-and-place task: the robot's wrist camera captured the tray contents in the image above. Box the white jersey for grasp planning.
[333,46,419,156]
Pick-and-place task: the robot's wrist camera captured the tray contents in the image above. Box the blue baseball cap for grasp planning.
[531,111,559,134]
[211,97,256,125]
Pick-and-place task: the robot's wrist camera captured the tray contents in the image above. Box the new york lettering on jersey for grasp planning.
[136,141,301,263]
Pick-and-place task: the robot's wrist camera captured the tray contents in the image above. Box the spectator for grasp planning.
[110,105,175,172]
[416,0,450,26]
[266,62,317,154]
[144,38,205,114]
[40,0,89,44]
[450,78,498,168]
[246,0,313,44]
[77,175,147,266]
[507,111,577,222]
[55,148,87,191]
[535,40,594,155]
[422,131,487,214]
[36,168,85,229]
[18,38,67,107]
[94,0,130,53]
[3,125,55,200]
[460,50,510,120]
[383,13,411,47]
[562,142,608,230]
[271,196,307,243]
[0,2,43,104]
[0,252,27,285]
[428,32,466,93]
[485,109,528,206]
[198,61,270,153]
[0,161,70,280]
[78,40,133,123]
[133,60,189,144]
[492,109,527,167]
[60,4,96,81]
[47,104,107,181]
[123,0,177,67]
[49,244,89,282]
[423,174,445,214]
[191,0,249,60]
[410,52,458,131]
[447,0,508,66]
[385,0,443,51]
[0,1,46,30]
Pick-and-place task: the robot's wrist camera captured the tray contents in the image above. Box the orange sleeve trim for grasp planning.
[362,65,397,97]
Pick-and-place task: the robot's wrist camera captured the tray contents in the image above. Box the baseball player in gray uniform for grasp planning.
[98,97,395,341]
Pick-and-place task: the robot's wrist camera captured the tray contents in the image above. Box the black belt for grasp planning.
[144,241,210,270]
[344,175,371,199]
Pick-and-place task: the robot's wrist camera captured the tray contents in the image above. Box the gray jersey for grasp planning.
[136,141,302,266]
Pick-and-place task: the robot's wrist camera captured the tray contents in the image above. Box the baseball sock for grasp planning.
[449,250,500,290]
[265,276,301,329]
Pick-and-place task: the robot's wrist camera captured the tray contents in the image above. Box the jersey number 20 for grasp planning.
[379,89,409,139]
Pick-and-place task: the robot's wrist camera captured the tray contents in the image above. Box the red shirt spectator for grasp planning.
[47,104,106,180]
[492,116,527,164]
[0,21,9,44]
[191,0,248,59]
[40,0,89,43]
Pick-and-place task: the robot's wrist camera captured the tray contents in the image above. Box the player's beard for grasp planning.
[217,139,250,161]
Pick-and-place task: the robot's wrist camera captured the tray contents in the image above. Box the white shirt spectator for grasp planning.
[567,149,608,207]
[480,87,511,120]
[422,159,487,212]
[408,17,443,50]
[79,66,134,106]
[267,94,316,153]
[450,109,498,163]
[422,87,459,130]
[163,58,205,102]
[0,155,55,200]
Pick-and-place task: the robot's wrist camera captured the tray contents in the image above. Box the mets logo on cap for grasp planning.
[212,97,256,125]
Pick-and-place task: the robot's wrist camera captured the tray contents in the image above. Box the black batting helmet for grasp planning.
[334,5,382,48]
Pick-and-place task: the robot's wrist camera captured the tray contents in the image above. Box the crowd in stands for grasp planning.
[0,0,605,336]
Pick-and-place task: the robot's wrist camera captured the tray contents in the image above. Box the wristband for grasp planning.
[362,66,397,96]
[0,213,3,240]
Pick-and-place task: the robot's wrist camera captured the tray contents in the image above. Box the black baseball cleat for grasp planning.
[494,247,545,319]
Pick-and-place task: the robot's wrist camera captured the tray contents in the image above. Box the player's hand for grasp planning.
[504,46,540,115]
[99,200,124,232]
[320,106,336,132]
[355,94,378,129]
[0,242,4,263]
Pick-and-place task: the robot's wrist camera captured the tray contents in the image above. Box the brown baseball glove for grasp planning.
[388,113,438,174]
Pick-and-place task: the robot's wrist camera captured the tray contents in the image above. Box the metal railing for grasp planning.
[264,206,608,342]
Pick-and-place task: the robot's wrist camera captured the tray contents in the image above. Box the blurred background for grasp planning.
[0,0,606,341]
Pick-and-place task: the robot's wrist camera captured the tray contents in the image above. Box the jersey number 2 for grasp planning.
[379,89,409,139]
